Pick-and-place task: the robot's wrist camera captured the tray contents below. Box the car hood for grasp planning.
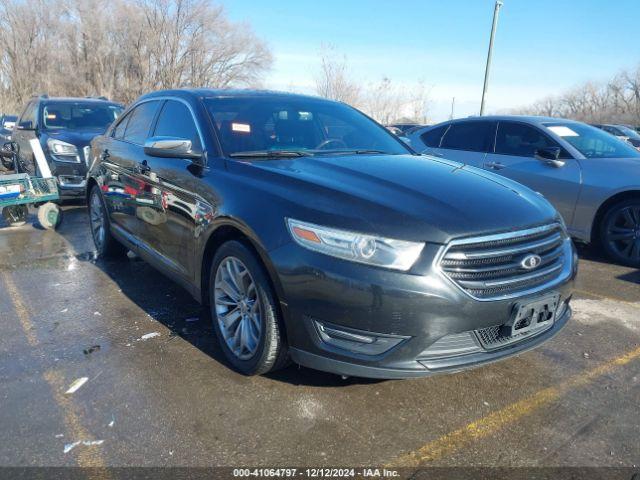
[239,154,558,244]
[46,129,105,147]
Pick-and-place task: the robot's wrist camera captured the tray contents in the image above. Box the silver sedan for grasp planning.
[407,116,640,267]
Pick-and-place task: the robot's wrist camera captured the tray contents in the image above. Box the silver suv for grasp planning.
[408,116,640,267]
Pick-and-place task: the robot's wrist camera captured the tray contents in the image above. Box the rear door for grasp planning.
[431,120,495,167]
[98,100,162,239]
[482,121,581,223]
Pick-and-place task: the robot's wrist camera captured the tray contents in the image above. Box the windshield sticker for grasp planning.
[548,126,579,137]
[232,122,251,133]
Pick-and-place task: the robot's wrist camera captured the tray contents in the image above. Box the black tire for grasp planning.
[37,202,62,230]
[600,198,640,268]
[2,205,28,227]
[88,185,127,258]
[209,240,288,375]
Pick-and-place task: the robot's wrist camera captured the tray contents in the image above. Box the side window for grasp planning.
[112,112,130,140]
[123,101,160,145]
[495,122,562,157]
[440,121,494,152]
[20,102,37,126]
[153,100,202,152]
[420,125,448,148]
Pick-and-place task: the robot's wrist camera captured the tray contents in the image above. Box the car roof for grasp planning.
[419,115,586,131]
[138,88,337,104]
[40,97,123,106]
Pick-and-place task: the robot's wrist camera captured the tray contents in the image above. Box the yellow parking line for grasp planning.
[1,271,111,477]
[387,345,640,467]
[2,272,38,346]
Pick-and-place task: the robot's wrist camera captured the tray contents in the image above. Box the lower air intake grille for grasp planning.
[439,223,568,300]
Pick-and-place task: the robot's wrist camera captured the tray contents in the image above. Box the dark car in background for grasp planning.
[11,95,123,199]
[86,89,575,379]
[592,123,640,150]
[0,114,18,142]
[408,116,640,267]
[0,114,18,170]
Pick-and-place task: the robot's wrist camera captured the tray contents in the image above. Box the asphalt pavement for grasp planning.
[0,205,639,470]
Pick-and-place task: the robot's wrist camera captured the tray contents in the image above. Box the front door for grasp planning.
[12,101,38,174]
[482,121,581,225]
[133,99,205,279]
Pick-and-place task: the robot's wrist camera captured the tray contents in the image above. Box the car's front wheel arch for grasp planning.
[591,190,640,245]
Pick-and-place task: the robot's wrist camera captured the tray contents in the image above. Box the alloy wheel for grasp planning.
[214,257,262,360]
[90,191,106,251]
[606,204,640,262]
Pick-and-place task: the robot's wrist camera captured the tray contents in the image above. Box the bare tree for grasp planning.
[512,63,640,125]
[314,45,361,106]
[0,0,272,112]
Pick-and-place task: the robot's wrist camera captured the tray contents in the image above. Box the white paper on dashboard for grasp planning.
[547,126,579,137]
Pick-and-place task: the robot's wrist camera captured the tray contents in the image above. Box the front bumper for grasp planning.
[49,157,88,199]
[270,240,576,379]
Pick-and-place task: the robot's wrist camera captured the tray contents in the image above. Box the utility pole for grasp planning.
[450,97,455,120]
[480,0,503,116]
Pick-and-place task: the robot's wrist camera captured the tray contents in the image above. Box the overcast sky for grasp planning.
[225,0,639,122]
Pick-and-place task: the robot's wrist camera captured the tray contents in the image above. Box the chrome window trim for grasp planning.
[434,223,573,302]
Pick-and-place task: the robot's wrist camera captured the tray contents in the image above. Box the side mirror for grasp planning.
[17,120,34,130]
[0,141,18,159]
[535,147,565,168]
[143,136,202,161]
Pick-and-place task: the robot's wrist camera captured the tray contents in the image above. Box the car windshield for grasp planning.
[42,102,123,131]
[203,96,410,157]
[543,122,640,159]
[616,125,640,140]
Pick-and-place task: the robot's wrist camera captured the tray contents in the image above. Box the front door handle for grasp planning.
[484,161,506,170]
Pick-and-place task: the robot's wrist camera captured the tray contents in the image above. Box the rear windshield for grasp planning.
[203,96,410,156]
[42,102,123,131]
[543,122,640,159]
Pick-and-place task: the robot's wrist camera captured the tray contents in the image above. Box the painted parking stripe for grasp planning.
[1,271,112,475]
[387,345,640,467]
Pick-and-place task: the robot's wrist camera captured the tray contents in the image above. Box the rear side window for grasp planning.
[440,121,494,152]
[123,101,160,145]
[154,101,202,152]
[112,113,130,139]
[420,125,448,148]
[495,122,562,157]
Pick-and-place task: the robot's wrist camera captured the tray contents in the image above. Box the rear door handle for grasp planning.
[484,161,506,170]
[135,160,151,174]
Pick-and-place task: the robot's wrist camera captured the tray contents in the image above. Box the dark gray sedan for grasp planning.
[408,116,640,267]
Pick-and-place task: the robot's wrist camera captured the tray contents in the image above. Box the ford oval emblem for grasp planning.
[521,254,542,270]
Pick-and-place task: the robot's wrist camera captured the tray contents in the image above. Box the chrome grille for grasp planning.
[439,224,568,300]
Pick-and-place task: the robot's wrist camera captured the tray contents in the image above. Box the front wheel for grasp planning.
[88,185,126,258]
[209,241,288,375]
[600,199,640,268]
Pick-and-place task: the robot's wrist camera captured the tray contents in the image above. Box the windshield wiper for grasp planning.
[229,150,312,158]
[313,149,390,155]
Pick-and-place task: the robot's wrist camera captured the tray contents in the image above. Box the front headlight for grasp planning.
[47,139,79,160]
[287,218,424,271]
